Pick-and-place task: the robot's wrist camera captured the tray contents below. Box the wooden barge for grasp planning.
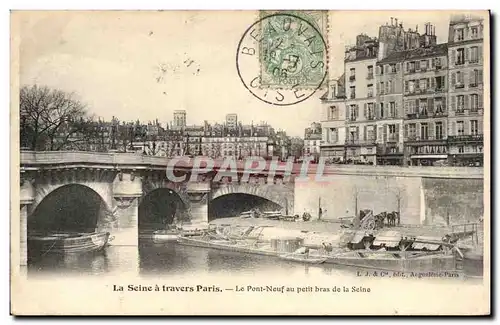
[28,231,111,257]
[176,224,473,272]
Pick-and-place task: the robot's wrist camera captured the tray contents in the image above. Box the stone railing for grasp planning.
[19,151,484,179]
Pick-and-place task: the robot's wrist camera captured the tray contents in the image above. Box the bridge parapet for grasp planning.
[20,151,484,179]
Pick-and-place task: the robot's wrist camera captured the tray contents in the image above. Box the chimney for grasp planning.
[395,18,398,26]
[415,25,418,33]
[391,17,394,26]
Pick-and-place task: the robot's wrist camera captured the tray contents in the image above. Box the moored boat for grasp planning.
[324,249,456,272]
[152,230,179,243]
[28,231,110,256]
[279,253,327,264]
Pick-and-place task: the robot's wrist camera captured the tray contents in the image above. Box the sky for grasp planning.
[15,10,456,137]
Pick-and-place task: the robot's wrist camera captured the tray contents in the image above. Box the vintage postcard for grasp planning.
[10,10,490,315]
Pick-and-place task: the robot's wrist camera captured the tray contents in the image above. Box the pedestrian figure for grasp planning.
[318,207,323,220]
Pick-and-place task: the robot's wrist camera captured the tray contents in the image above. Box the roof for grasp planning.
[377,43,448,64]
[405,43,448,60]
[320,90,329,100]
[378,50,407,64]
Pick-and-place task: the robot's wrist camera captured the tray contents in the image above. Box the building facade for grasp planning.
[402,32,450,167]
[344,34,379,164]
[319,15,486,167]
[320,76,347,162]
[376,52,405,165]
[304,122,322,161]
[447,14,485,167]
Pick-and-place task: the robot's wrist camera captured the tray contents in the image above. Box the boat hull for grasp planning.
[325,252,457,272]
[176,236,278,257]
[28,232,110,256]
[279,254,327,264]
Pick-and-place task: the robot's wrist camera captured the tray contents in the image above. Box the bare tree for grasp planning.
[20,85,91,150]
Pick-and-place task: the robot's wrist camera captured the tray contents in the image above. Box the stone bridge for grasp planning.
[17,151,484,267]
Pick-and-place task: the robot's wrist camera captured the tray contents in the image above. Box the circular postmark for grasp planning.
[236,13,328,106]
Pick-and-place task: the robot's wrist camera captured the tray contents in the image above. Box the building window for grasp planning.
[471,94,479,112]
[471,26,479,38]
[367,84,374,97]
[471,69,479,87]
[349,104,357,121]
[350,86,356,99]
[409,61,415,72]
[390,64,396,73]
[456,48,465,65]
[389,80,394,94]
[434,57,442,69]
[455,71,464,87]
[408,80,415,93]
[409,123,416,139]
[367,65,373,79]
[470,46,479,63]
[419,78,427,91]
[435,76,445,90]
[435,122,443,140]
[457,95,465,112]
[420,123,428,140]
[419,99,428,115]
[471,120,478,135]
[379,103,384,118]
[330,128,338,143]
[380,82,385,95]
[421,60,428,70]
[457,121,465,135]
[349,68,356,81]
[367,103,374,119]
[367,125,375,141]
[329,106,338,120]
[389,102,396,117]
[458,146,465,153]
[456,28,464,41]
[388,124,397,141]
[435,98,444,114]
[408,100,416,114]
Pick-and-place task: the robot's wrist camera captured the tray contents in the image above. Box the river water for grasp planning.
[27,241,484,281]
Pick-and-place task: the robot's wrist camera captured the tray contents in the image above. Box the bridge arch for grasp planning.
[138,187,189,231]
[30,181,113,216]
[208,193,282,221]
[28,184,111,234]
[210,183,289,211]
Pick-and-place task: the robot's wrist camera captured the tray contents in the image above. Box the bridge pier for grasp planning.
[111,172,141,246]
[185,182,211,229]
[20,176,35,267]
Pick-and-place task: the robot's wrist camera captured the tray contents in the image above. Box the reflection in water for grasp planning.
[27,243,484,281]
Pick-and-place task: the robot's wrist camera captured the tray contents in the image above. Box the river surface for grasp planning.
[27,241,484,282]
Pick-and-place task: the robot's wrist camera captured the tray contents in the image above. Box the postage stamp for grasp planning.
[258,10,329,89]
[236,12,328,106]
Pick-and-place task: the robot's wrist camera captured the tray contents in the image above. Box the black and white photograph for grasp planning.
[10,9,490,315]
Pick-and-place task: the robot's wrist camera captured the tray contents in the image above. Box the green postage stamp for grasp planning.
[258,10,329,89]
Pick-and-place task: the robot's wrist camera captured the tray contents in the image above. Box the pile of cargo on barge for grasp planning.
[177,215,482,273]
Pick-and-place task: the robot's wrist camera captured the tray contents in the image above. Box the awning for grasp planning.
[411,236,443,251]
[372,231,402,247]
[411,155,448,159]
[349,230,368,244]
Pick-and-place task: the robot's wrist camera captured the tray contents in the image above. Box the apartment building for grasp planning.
[304,122,322,161]
[401,24,450,166]
[447,14,485,167]
[320,75,347,162]
[375,52,405,165]
[344,34,379,164]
